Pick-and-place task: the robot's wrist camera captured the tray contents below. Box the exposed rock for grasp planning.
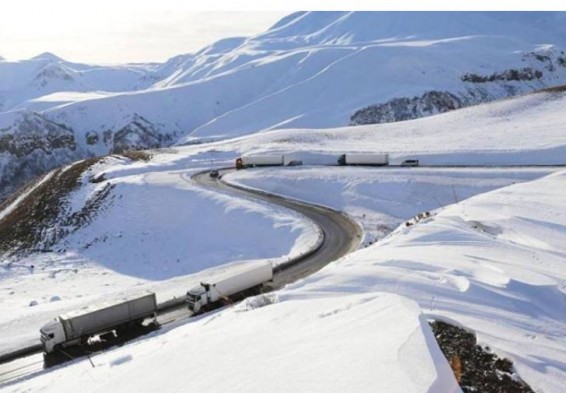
[111,114,176,154]
[350,90,470,125]
[461,67,543,83]
[0,112,85,201]
[0,112,76,157]
[431,321,534,393]
[85,131,99,145]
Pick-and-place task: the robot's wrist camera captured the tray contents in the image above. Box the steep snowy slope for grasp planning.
[227,169,566,393]
[43,11,566,143]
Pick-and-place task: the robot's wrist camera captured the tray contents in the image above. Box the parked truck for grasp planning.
[40,292,157,354]
[235,155,284,169]
[337,153,389,166]
[186,261,273,314]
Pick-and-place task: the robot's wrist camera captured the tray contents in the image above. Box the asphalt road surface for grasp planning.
[191,169,362,288]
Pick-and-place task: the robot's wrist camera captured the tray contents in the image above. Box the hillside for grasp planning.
[1,12,566,200]
[1,88,565,392]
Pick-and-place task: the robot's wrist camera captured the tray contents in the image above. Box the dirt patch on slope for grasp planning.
[0,158,108,255]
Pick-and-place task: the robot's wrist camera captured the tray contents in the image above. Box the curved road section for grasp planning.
[0,168,362,385]
[192,169,362,289]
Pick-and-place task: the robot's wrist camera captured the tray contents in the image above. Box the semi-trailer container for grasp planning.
[40,292,157,354]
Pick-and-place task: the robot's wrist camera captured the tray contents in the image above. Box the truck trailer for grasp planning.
[337,153,389,166]
[235,155,284,169]
[186,261,273,314]
[40,292,157,354]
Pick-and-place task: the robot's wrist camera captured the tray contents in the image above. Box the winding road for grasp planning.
[0,167,362,386]
[192,169,362,288]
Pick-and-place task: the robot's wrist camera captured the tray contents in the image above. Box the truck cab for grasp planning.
[186,285,207,314]
[40,319,66,353]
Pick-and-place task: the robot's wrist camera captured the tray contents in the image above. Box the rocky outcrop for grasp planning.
[0,112,76,157]
[0,111,178,202]
[0,112,85,201]
[350,50,566,126]
[110,114,176,154]
[350,90,471,125]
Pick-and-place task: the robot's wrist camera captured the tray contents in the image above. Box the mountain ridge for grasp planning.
[1,11,566,200]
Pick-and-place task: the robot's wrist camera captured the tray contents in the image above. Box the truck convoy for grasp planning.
[337,153,389,166]
[40,292,157,354]
[187,261,273,314]
[236,155,285,169]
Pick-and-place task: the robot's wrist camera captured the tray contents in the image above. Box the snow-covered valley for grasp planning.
[1,79,565,391]
[1,10,566,393]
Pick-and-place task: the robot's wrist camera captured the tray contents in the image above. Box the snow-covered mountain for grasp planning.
[2,11,566,200]
[0,53,166,112]
[1,88,565,393]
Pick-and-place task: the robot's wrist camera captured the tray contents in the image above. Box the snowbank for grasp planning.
[279,170,566,392]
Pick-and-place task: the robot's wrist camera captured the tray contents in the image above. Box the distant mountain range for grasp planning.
[1,11,566,199]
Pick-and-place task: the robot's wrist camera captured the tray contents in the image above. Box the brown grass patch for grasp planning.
[118,150,152,162]
[0,158,101,255]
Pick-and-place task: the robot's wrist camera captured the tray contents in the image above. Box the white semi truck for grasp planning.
[40,292,157,354]
[187,261,273,314]
[337,153,389,166]
[235,155,284,169]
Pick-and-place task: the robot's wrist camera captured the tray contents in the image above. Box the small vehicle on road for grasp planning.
[401,159,419,167]
[209,169,220,178]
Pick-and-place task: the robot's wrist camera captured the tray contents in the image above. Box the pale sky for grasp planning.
[0,0,559,64]
[0,1,288,64]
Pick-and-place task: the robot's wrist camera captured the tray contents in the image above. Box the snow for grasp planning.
[215,90,566,166]
[1,11,566,393]
[0,156,320,353]
[226,167,558,243]
[277,170,566,393]
[4,168,565,392]
[2,12,566,144]
[2,293,459,393]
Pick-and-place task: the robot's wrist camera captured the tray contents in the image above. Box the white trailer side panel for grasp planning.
[345,154,389,165]
[60,292,156,340]
[242,155,284,166]
[207,262,273,302]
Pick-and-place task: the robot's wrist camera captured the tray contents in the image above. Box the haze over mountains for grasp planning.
[1,11,566,199]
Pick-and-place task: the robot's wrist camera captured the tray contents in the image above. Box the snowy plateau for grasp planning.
[0,11,565,393]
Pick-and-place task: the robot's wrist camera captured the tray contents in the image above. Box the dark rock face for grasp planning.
[0,112,76,157]
[0,112,176,203]
[350,90,469,125]
[85,131,99,145]
[461,67,543,83]
[0,112,84,201]
[431,321,534,393]
[110,114,176,154]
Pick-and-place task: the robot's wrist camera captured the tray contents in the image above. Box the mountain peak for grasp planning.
[31,52,64,62]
